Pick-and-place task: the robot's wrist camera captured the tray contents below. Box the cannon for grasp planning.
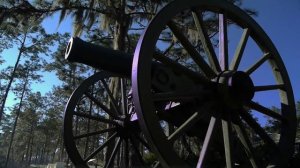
[63,0,297,167]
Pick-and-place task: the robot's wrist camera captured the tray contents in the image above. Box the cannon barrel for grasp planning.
[65,37,133,77]
[65,37,199,93]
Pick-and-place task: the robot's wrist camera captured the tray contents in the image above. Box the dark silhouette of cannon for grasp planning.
[65,37,133,77]
[63,0,296,167]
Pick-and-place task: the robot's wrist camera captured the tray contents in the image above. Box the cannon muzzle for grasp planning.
[65,37,133,76]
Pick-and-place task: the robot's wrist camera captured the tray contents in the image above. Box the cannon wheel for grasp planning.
[64,71,156,167]
[132,0,296,167]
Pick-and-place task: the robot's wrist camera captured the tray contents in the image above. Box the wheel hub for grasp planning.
[115,116,139,138]
[216,71,254,108]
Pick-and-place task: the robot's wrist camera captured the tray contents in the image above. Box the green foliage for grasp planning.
[0,11,62,121]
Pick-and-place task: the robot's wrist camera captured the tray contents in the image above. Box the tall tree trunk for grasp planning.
[28,125,34,167]
[83,103,92,158]
[0,33,27,123]
[45,151,50,164]
[105,78,120,165]
[21,151,25,164]
[40,137,48,164]
[59,139,65,162]
[51,136,61,163]
[4,68,29,168]
[34,146,39,164]
[105,1,129,166]
[25,136,31,165]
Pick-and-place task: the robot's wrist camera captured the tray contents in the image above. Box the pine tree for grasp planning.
[4,60,44,167]
[0,16,60,123]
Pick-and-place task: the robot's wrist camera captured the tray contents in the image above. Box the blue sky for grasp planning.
[48,0,299,103]
[242,0,300,102]
[1,0,299,113]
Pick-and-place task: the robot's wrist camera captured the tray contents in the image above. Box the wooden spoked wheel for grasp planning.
[132,0,296,167]
[63,72,156,167]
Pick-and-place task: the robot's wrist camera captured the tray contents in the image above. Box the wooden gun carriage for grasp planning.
[62,0,297,167]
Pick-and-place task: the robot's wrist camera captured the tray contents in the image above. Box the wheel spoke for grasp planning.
[105,137,122,168]
[168,112,200,142]
[192,10,221,72]
[74,128,116,139]
[233,114,259,168]
[230,28,250,70]
[74,111,119,125]
[129,135,146,165]
[120,78,128,116]
[221,112,233,168]
[239,109,277,147]
[84,92,119,119]
[100,79,121,115]
[254,84,285,92]
[124,139,129,168]
[246,101,286,122]
[153,162,161,168]
[219,13,229,71]
[197,115,219,167]
[84,132,118,162]
[167,21,216,78]
[245,53,271,75]
[153,52,210,84]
